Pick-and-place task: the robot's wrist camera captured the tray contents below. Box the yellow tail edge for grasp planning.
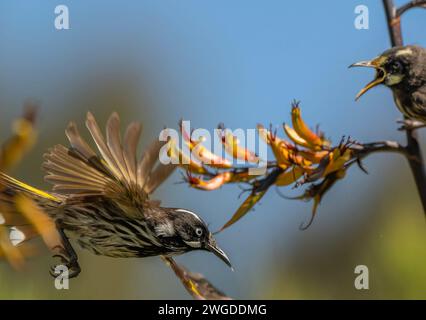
[0,172,60,203]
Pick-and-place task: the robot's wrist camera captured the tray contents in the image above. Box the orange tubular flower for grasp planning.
[0,106,37,170]
[283,123,311,149]
[14,195,61,251]
[180,123,232,168]
[191,140,233,168]
[178,102,361,233]
[168,139,208,175]
[186,172,232,191]
[303,144,353,183]
[0,106,39,269]
[275,166,305,186]
[322,147,353,177]
[296,149,330,164]
[291,102,330,150]
[219,128,259,163]
[289,152,314,170]
[257,124,293,169]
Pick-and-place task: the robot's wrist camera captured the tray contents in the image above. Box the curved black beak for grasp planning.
[205,237,233,270]
[349,58,387,101]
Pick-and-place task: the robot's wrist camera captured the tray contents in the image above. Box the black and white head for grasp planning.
[350,45,426,100]
[154,208,232,268]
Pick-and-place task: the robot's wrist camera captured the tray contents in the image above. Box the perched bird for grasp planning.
[0,112,231,277]
[350,45,426,124]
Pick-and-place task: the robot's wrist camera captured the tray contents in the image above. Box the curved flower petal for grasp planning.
[180,122,232,168]
[186,172,232,191]
[218,126,259,163]
[219,189,267,232]
[275,166,305,186]
[291,102,329,150]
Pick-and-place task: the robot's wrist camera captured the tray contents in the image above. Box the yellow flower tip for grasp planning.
[283,123,310,148]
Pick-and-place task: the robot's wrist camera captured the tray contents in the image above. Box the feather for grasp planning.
[43,145,112,196]
[85,112,123,180]
[65,122,97,160]
[0,172,60,203]
[137,140,166,188]
[144,164,176,194]
[44,146,108,182]
[106,113,131,184]
[42,112,175,217]
[123,122,142,186]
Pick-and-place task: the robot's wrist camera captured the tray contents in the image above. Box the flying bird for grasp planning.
[0,112,231,277]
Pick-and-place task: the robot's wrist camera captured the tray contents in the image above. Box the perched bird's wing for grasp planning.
[412,87,426,121]
[43,112,175,211]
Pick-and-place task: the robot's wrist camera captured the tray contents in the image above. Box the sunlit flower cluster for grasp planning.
[171,101,360,231]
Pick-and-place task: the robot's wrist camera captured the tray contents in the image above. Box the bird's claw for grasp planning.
[49,260,81,279]
[49,247,81,279]
[52,253,68,262]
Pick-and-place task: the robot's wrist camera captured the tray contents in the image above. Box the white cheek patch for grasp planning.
[184,240,202,248]
[9,227,26,246]
[386,74,404,86]
[154,221,175,237]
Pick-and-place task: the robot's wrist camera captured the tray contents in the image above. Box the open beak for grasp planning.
[205,237,233,270]
[349,59,386,100]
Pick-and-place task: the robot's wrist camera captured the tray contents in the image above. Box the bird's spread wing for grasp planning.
[43,112,175,210]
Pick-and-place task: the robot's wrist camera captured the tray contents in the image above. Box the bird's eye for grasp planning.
[389,61,404,74]
[195,227,203,237]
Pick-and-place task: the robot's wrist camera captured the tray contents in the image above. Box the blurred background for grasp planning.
[1,0,426,299]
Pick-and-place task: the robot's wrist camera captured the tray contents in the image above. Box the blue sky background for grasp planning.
[1,1,426,299]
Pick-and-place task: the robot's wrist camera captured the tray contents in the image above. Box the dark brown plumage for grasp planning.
[350,45,426,123]
[0,112,231,277]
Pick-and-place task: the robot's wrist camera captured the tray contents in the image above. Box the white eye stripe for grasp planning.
[175,209,202,222]
[395,48,413,57]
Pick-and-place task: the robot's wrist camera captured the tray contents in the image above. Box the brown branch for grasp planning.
[397,0,426,17]
[162,256,231,300]
[353,140,407,157]
[383,0,426,214]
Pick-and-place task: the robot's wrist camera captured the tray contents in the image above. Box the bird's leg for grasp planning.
[397,119,426,131]
[50,225,81,279]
